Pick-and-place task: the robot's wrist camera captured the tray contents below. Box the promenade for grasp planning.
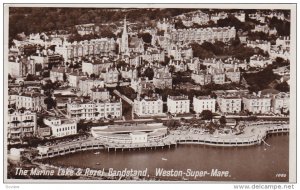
[35,121,289,159]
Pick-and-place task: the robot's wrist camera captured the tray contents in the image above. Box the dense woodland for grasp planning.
[9,7,290,44]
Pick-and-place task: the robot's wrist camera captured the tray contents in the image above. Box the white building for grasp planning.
[246,40,271,53]
[191,70,212,85]
[133,95,164,117]
[273,66,290,76]
[169,26,236,44]
[276,36,290,49]
[193,96,216,114]
[100,67,120,84]
[43,117,77,138]
[16,92,45,111]
[82,58,114,76]
[50,67,71,82]
[8,110,37,144]
[167,95,190,114]
[78,78,105,96]
[143,49,165,63]
[249,55,272,68]
[232,12,245,22]
[68,71,86,87]
[67,98,122,120]
[272,92,289,114]
[55,38,116,61]
[130,132,148,143]
[242,94,272,114]
[217,95,242,114]
[91,87,110,101]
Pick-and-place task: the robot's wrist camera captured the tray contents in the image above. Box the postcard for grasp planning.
[3,3,297,183]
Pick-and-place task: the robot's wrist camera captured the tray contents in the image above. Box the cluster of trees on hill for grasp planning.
[9,7,196,43]
[243,66,281,92]
[190,40,268,61]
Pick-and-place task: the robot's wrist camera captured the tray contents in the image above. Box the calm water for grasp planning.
[45,134,289,182]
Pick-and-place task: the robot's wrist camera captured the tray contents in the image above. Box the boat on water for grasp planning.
[96,163,100,165]
[161,158,167,161]
[94,152,100,155]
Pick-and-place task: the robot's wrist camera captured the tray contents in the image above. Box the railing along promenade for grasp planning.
[36,121,289,159]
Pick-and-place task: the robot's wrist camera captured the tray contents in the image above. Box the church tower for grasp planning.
[120,17,129,55]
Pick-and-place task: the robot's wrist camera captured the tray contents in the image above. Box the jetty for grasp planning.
[35,121,289,159]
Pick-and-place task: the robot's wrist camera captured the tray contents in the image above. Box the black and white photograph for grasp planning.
[2,3,297,184]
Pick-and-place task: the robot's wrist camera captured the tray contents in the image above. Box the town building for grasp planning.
[272,92,289,114]
[68,71,86,88]
[157,18,175,32]
[272,66,290,76]
[75,23,95,36]
[276,36,290,49]
[100,67,120,84]
[190,11,210,25]
[7,110,37,144]
[153,66,172,89]
[82,58,114,76]
[167,95,190,114]
[169,26,236,44]
[67,98,122,120]
[133,94,164,117]
[246,40,271,53]
[232,12,246,22]
[193,96,216,114]
[167,44,193,61]
[249,13,266,23]
[131,77,155,95]
[8,56,37,78]
[242,93,272,114]
[249,55,272,68]
[16,92,45,111]
[169,60,188,72]
[90,87,110,101]
[225,67,240,83]
[55,38,116,61]
[142,48,165,63]
[43,117,77,138]
[128,37,144,54]
[217,95,242,114]
[119,66,138,81]
[191,70,212,85]
[50,67,71,82]
[78,78,105,96]
[251,24,275,34]
[208,61,226,84]
[210,12,228,23]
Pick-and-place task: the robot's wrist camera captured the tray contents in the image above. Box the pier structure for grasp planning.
[36,121,289,159]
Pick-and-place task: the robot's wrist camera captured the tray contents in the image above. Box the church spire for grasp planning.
[123,16,127,36]
[120,16,129,55]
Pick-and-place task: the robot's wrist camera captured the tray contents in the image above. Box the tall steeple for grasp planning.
[120,16,129,55]
[123,16,127,35]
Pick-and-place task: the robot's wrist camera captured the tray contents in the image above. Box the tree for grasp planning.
[143,67,154,80]
[44,96,56,110]
[219,116,226,126]
[90,73,96,79]
[157,30,164,36]
[275,81,290,92]
[200,110,213,120]
[63,72,67,82]
[25,74,36,81]
[100,28,116,38]
[138,32,152,44]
